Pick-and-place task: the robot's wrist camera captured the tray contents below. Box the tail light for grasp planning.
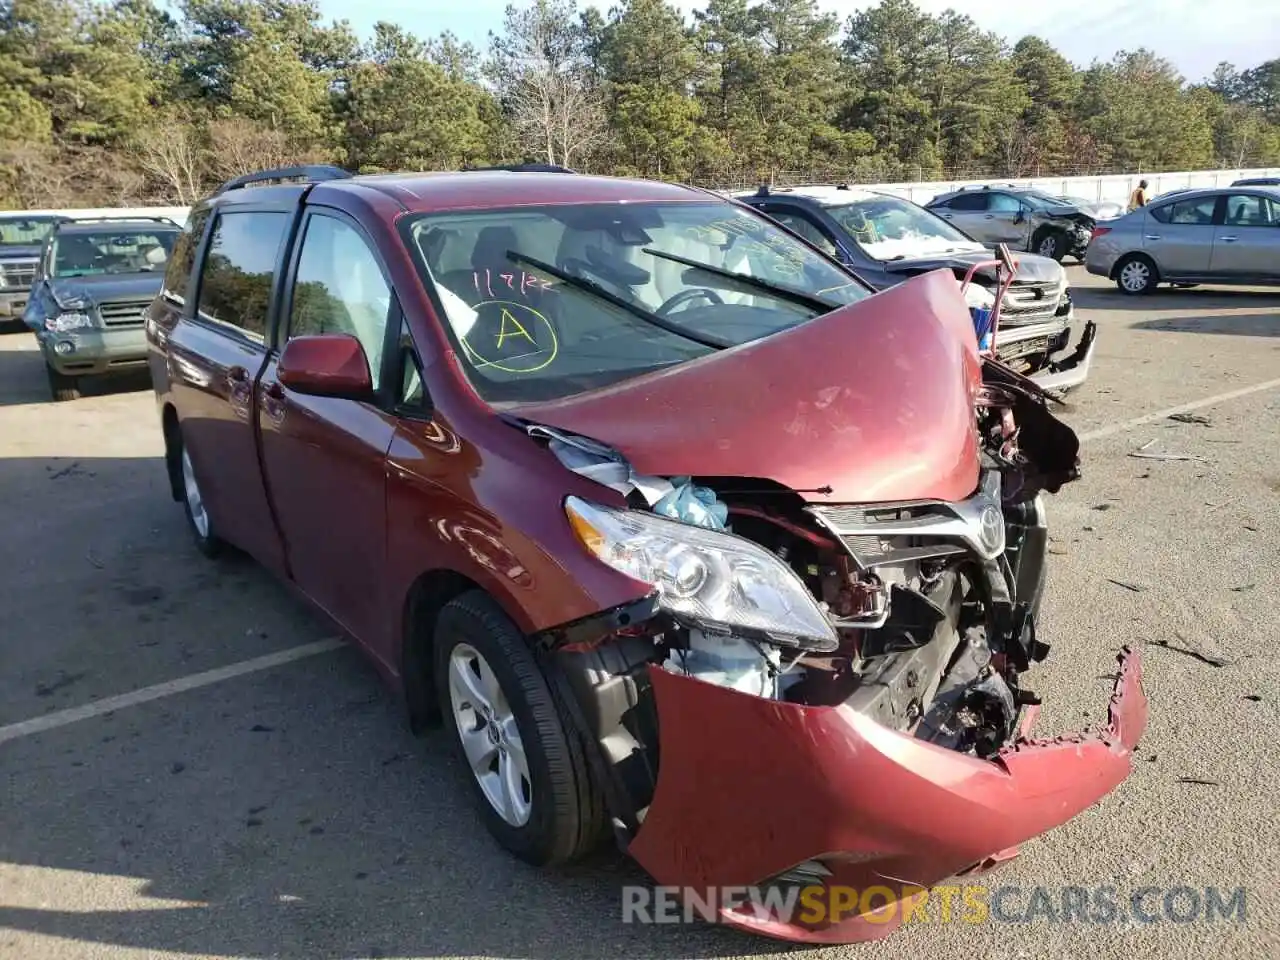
[1089,226,1112,243]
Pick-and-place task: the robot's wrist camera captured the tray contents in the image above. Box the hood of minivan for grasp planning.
[49,273,163,309]
[511,269,983,505]
[883,248,1063,284]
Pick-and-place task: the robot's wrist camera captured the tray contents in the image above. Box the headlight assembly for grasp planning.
[565,496,838,652]
[45,311,95,333]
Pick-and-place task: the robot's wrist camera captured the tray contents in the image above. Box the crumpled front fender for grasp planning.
[628,646,1147,944]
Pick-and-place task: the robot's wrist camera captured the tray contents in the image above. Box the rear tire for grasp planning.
[1115,255,1157,295]
[434,590,605,866]
[46,366,80,402]
[175,429,224,558]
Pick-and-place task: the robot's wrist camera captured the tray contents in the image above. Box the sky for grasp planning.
[315,0,1274,83]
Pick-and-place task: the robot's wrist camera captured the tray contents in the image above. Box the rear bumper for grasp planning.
[38,326,149,376]
[628,645,1147,944]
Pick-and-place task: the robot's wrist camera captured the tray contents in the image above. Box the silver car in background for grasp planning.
[1085,186,1280,294]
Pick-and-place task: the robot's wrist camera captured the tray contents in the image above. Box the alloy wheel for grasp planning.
[448,642,533,827]
[1038,234,1060,258]
[1119,260,1150,293]
[181,447,210,539]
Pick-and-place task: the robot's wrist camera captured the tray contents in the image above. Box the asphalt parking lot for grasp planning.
[1,266,1278,960]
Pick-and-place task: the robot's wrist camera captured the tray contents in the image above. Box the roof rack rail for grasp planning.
[956,182,1019,192]
[213,164,353,196]
[63,215,180,227]
[462,162,578,174]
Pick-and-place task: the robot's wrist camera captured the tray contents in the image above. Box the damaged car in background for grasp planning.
[736,184,1095,393]
[925,184,1098,263]
[151,165,1147,946]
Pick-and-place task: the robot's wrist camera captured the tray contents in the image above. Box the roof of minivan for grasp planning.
[332,170,709,213]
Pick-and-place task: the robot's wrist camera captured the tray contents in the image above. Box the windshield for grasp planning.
[826,197,981,261]
[50,229,178,278]
[0,217,63,249]
[404,201,870,404]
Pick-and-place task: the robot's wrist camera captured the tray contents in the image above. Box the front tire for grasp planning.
[46,366,80,402]
[434,591,604,866]
[1115,255,1157,295]
[176,431,224,558]
[1035,230,1067,261]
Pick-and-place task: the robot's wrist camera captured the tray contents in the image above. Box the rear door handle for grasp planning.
[1219,236,1238,242]
[983,214,995,219]
[1144,235,1161,240]
[264,381,285,400]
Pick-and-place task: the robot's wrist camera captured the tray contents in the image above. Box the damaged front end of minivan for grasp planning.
[513,273,1146,944]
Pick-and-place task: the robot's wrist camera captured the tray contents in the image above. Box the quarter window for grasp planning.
[195,211,291,340]
[287,214,392,391]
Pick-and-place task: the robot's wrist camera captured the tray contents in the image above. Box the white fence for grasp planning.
[6,167,1280,221]
[859,167,1280,206]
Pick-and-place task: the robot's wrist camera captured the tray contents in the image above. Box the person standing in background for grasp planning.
[1129,179,1149,211]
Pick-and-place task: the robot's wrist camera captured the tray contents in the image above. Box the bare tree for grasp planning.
[205,118,313,181]
[133,117,206,204]
[490,0,607,167]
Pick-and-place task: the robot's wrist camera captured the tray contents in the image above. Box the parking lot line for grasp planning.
[1078,376,1280,443]
[0,637,344,746]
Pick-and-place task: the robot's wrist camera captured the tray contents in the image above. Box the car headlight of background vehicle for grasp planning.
[565,496,838,652]
[44,311,95,333]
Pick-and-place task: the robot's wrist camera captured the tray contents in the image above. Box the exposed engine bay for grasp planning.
[526,357,1081,837]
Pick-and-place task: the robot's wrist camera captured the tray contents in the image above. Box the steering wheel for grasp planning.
[655,287,724,317]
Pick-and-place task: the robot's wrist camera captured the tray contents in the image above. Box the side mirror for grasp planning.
[277,333,374,401]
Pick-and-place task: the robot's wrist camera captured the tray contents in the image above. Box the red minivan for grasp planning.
[147,164,1146,944]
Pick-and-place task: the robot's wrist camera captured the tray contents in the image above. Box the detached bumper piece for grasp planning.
[628,645,1147,944]
[1030,318,1097,393]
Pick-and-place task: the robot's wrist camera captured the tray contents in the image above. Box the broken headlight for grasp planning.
[565,496,838,652]
[45,311,94,333]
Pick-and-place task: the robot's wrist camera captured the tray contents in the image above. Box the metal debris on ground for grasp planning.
[1106,578,1144,593]
[1149,636,1233,668]
[1176,777,1221,786]
[1242,694,1263,703]
[1167,412,1213,425]
[1128,451,1209,463]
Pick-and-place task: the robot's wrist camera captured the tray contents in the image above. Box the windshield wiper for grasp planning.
[641,248,842,313]
[505,251,732,351]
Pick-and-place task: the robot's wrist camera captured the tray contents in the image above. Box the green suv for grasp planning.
[23,217,180,400]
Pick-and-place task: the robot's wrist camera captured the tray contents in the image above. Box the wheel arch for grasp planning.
[400,568,502,733]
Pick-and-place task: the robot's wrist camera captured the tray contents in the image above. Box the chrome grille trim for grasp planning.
[999,280,1063,327]
[807,471,1005,564]
[0,258,38,287]
[99,299,151,328]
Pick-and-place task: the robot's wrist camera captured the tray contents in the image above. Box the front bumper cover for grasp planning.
[1029,316,1097,393]
[628,645,1147,944]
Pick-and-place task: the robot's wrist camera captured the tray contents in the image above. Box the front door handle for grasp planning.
[1144,235,1161,240]
[1219,235,1238,242]
[983,214,995,219]
[228,365,249,384]
[264,381,285,400]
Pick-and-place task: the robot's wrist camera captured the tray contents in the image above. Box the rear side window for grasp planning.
[948,193,988,211]
[162,208,210,304]
[765,208,840,257]
[988,193,1022,213]
[196,211,291,341]
[1149,196,1218,225]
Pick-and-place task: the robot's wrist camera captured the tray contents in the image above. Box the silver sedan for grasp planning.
[1084,186,1280,294]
